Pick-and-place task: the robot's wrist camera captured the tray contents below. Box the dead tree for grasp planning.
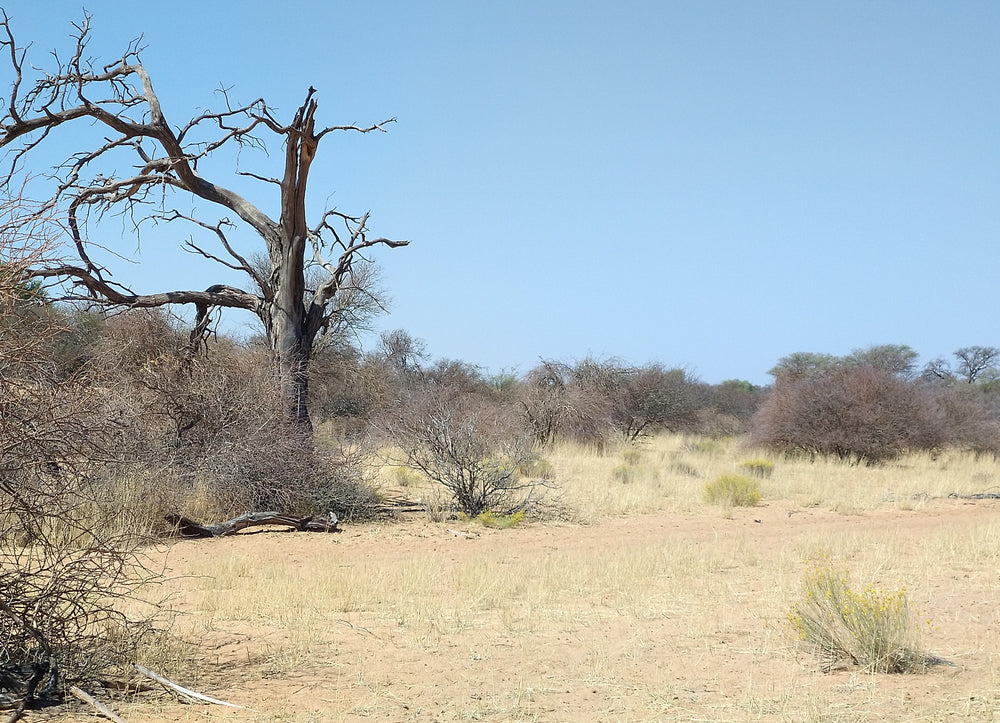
[0,11,407,430]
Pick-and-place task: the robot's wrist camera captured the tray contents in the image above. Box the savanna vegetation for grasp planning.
[4,10,1000,723]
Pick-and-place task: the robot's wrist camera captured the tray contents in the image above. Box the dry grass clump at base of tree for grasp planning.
[789,566,928,673]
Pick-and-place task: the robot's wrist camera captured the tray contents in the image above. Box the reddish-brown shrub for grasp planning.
[751,366,946,464]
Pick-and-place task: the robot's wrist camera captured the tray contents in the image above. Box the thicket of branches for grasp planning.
[0,203,158,710]
[83,310,379,523]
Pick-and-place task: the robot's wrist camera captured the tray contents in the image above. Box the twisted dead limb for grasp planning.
[164,511,340,538]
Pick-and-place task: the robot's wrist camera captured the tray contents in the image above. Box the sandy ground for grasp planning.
[46,498,1000,722]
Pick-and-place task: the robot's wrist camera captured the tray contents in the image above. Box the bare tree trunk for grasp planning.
[270,316,314,430]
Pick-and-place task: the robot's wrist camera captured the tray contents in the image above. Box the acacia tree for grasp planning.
[0,11,406,429]
[953,346,1000,385]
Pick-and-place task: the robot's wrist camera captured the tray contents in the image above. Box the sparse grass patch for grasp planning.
[611,464,634,484]
[668,459,701,478]
[517,456,555,481]
[789,565,927,673]
[684,436,727,456]
[704,473,761,507]
[421,486,451,522]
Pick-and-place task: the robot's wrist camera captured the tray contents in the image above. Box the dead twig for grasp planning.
[133,664,243,708]
[3,702,26,723]
[68,687,126,723]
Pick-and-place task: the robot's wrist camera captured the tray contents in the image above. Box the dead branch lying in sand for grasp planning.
[134,665,243,708]
[68,686,126,723]
[164,511,340,538]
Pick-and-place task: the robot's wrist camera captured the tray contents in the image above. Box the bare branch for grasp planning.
[133,665,244,708]
[237,170,281,186]
[314,117,397,141]
[157,210,270,295]
[32,263,262,313]
[305,209,407,339]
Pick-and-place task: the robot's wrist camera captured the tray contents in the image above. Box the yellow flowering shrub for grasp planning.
[789,566,926,673]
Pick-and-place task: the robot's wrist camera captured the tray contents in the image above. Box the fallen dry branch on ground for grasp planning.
[2,703,25,723]
[947,491,1000,500]
[68,686,126,723]
[164,511,340,537]
[134,665,243,708]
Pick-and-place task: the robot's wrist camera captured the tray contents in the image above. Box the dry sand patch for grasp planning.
[49,499,1000,722]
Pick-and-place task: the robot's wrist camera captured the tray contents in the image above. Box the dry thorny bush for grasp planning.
[1,223,160,710]
[384,385,557,517]
[85,310,380,525]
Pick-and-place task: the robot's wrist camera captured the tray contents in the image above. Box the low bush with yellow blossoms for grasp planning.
[789,566,929,673]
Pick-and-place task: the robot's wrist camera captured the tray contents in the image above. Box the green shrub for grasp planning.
[738,458,775,478]
[789,566,927,673]
[703,473,761,507]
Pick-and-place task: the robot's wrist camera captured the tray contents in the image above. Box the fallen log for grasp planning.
[164,511,339,538]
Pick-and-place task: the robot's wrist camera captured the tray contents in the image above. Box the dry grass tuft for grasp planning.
[704,472,763,507]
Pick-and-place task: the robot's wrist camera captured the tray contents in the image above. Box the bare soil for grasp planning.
[50,498,1000,721]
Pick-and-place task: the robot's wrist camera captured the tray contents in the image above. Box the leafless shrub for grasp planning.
[517,360,612,448]
[518,360,578,445]
[1,202,157,707]
[926,384,1000,457]
[751,365,946,464]
[702,379,765,434]
[309,345,383,431]
[608,364,702,441]
[387,388,549,517]
[533,358,702,443]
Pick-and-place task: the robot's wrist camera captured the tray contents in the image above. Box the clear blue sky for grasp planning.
[5,1,998,384]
